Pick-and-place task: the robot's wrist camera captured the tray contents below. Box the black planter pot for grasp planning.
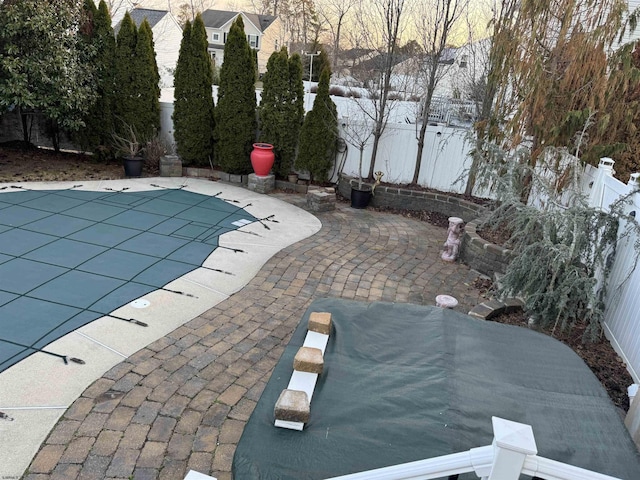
[123,156,144,177]
[350,187,372,209]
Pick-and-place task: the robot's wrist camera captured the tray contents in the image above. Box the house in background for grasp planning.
[97,2,182,87]
[125,9,183,87]
[200,10,281,74]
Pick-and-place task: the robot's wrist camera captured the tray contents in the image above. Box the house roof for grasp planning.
[128,8,168,29]
[114,8,169,33]
[355,52,411,73]
[341,48,375,61]
[201,9,277,33]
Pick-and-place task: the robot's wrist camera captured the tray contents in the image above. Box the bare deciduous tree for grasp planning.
[411,0,469,185]
[353,0,409,179]
[316,0,356,71]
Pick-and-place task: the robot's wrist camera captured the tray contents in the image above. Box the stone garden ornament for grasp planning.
[442,217,465,262]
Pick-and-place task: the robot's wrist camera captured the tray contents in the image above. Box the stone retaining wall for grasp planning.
[336,175,486,222]
[459,220,512,278]
[336,176,513,279]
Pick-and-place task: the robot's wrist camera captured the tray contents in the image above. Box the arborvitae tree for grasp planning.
[75,0,116,156]
[252,48,259,83]
[173,15,215,166]
[258,47,295,176]
[113,12,138,135]
[316,48,331,81]
[296,67,338,182]
[214,16,257,174]
[285,53,305,171]
[259,47,304,177]
[134,19,160,140]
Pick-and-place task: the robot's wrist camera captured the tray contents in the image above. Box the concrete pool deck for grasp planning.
[4,179,487,480]
[0,177,322,479]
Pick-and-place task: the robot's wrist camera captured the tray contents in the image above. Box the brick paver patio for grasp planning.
[23,193,486,480]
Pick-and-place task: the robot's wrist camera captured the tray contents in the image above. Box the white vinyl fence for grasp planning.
[334,121,473,193]
[585,159,640,383]
[159,103,475,195]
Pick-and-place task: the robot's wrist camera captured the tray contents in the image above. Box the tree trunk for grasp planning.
[368,76,391,179]
[18,107,31,145]
[412,67,438,185]
[413,119,428,185]
[333,16,343,71]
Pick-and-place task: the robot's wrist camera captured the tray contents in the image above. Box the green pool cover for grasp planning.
[234,298,640,480]
[0,186,256,372]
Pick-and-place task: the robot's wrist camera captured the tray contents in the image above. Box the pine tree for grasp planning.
[173,15,215,166]
[134,19,160,140]
[214,16,257,174]
[113,11,138,136]
[296,67,338,182]
[75,0,115,156]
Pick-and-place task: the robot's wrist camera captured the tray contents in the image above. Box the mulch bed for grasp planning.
[0,145,124,182]
[372,205,451,228]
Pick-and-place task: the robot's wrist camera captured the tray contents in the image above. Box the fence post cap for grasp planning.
[491,417,538,455]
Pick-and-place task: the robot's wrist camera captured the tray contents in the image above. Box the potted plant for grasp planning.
[340,115,375,208]
[112,124,145,177]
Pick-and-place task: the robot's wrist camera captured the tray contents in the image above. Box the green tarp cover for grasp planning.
[234,298,640,479]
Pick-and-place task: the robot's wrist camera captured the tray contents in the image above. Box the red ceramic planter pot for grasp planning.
[251,143,275,176]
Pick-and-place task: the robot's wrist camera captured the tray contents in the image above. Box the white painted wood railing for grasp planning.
[326,417,622,480]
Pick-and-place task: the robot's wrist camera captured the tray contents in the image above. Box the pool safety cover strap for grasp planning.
[233,298,640,480]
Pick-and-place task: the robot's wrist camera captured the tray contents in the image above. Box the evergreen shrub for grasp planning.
[214,16,256,174]
[296,68,338,183]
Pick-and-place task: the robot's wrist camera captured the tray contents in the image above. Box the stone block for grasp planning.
[306,190,336,212]
[159,155,182,177]
[230,174,244,183]
[502,297,525,313]
[308,312,332,335]
[467,303,494,320]
[247,173,275,194]
[293,346,324,374]
[274,389,310,423]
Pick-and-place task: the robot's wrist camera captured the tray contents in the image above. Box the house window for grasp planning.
[224,32,228,43]
[210,51,216,66]
[275,39,279,50]
[459,55,468,68]
[212,32,219,42]
[247,34,259,49]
